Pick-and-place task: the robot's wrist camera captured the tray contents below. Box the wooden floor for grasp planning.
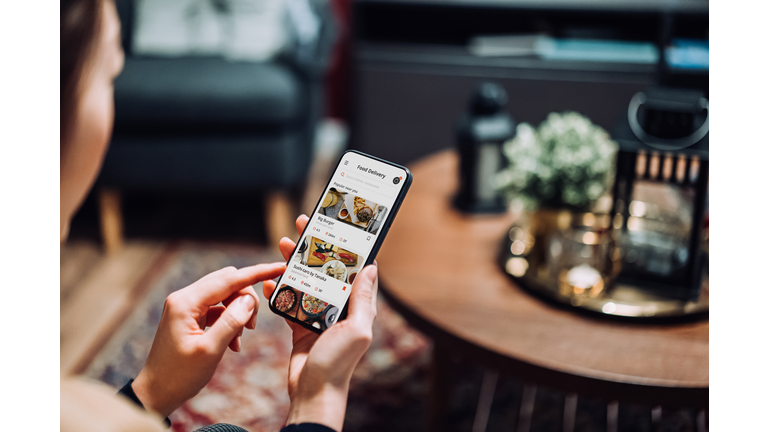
[60,239,175,376]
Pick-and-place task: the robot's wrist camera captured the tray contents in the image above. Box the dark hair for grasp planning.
[60,0,104,149]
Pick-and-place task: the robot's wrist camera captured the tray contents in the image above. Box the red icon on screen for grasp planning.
[342,286,347,291]
[341,172,345,177]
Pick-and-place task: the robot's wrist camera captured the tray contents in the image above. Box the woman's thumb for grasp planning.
[346,264,378,325]
[205,294,257,352]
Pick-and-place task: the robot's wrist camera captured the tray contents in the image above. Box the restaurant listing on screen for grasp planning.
[270,152,407,331]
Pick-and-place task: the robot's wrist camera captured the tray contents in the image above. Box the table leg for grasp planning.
[517,383,537,432]
[696,409,708,432]
[651,405,662,432]
[562,393,577,432]
[607,400,619,432]
[471,370,499,432]
[428,342,455,432]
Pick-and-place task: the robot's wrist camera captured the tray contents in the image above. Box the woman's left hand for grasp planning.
[132,262,286,418]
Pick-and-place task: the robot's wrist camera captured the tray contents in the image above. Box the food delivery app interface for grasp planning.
[271,152,407,331]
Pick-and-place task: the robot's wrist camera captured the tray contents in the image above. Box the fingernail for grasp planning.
[363,264,377,282]
[235,294,257,322]
[242,293,256,309]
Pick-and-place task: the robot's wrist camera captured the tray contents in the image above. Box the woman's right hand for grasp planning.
[132,261,285,419]
[263,215,378,431]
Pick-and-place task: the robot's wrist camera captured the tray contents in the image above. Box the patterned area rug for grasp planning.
[85,241,705,432]
[85,242,432,432]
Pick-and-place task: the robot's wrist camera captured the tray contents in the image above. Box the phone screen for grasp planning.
[269,151,411,332]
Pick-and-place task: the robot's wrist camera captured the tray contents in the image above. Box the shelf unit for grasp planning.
[349,0,708,165]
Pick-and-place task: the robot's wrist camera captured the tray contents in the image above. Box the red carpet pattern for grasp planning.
[85,242,432,432]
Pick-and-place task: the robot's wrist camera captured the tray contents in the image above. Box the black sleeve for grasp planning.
[117,380,336,432]
[117,379,172,428]
[280,423,337,432]
[190,423,336,432]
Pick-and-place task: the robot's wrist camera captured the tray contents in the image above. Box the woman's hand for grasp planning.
[263,215,378,431]
[132,262,287,418]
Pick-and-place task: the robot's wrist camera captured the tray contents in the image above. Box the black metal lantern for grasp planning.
[454,82,515,213]
[610,87,709,301]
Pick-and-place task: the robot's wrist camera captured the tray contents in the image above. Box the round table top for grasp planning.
[376,150,708,406]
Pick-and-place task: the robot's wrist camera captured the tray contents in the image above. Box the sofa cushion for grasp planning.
[114,57,303,126]
[99,130,314,190]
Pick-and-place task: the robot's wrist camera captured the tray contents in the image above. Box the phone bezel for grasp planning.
[268,150,413,334]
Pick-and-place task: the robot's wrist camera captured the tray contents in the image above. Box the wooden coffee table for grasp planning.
[375,150,708,429]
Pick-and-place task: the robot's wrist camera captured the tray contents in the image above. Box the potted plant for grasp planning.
[495,111,617,212]
[495,112,618,288]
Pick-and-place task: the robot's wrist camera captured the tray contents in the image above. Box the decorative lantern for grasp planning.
[454,82,515,213]
[610,87,709,301]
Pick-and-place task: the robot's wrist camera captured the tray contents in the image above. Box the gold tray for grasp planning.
[498,221,709,321]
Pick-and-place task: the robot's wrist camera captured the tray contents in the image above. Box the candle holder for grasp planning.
[610,87,709,301]
[454,82,515,213]
[499,210,708,321]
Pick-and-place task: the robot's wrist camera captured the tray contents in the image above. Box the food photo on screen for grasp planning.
[293,236,365,286]
[317,188,389,235]
[272,284,301,318]
[272,284,343,330]
[295,293,341,331]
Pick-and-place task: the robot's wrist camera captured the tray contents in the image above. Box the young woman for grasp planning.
[60,1,378,430]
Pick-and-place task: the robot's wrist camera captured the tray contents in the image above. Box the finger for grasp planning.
[276,215,311,260]
[207,305,253,340]
[197,266,238,284]
[209,307,246,352]
[263,280,277,299]
[295,214,310,235]
[345,264,378,329]
[229,335,241,353]
[279,237,297,261]
[204,294,257,353]
[222,285,260,329]
[205,305,227,327]
[192,262,286,306]
[228,326,243,352]
[222,284,258,306]
[206,306,254,334]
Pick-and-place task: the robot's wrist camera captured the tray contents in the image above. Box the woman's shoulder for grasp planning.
[61,377,166,432]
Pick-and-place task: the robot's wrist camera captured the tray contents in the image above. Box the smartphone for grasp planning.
[268,150,412,333]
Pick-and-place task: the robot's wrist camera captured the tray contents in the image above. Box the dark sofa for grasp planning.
[95,0,336,251]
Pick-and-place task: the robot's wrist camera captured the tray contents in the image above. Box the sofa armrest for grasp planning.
[280,0,338,81]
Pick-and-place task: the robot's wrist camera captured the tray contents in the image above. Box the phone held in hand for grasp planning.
[269,150,413,333]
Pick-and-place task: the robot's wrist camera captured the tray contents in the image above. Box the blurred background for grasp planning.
[61,0,709,430]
